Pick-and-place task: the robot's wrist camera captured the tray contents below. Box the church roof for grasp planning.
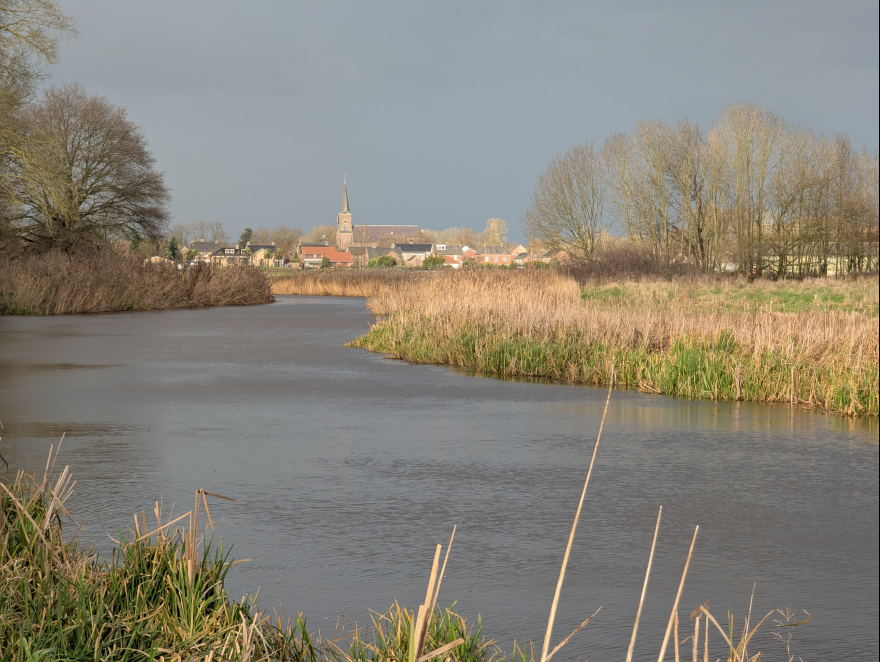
[353,225,421,244]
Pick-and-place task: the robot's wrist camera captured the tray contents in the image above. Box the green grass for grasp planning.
[0,459,492,661]
[0,293,39,315]
[580,280,879,315]
[351,315,878,416]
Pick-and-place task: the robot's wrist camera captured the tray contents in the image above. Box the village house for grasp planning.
[393,243,433,266]
[297,243,354,268]
[190,240,230,263]
[428,244,478,268]
[210,243,278,267]
[349,245,401,267]
[478,245,514,266]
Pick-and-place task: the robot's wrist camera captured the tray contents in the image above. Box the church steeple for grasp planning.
[340,175,350,214]
[336,175,353,251]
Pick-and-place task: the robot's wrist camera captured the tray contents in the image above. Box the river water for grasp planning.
[0,296,877,660]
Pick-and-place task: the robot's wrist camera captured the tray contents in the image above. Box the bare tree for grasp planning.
[524,141,605,258]
[480,217,508,247]
[716,103,782,275]
[2,84,170,252]
[252,227,271,244]
[271,225,302,251]
[1,0,76,252]
[205,220,228,243]
[168,222,191,246]
[303,224,336,244]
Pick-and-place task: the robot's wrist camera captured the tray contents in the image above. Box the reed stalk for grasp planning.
[626,505,663,662]
[540,380,612,662]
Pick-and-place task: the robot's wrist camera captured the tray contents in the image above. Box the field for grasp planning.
[273,269,879,416]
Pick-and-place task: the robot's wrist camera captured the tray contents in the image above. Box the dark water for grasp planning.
[0,296,877,661]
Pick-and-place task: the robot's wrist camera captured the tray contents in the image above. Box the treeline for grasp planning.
[526,103,879,277]
[1,3,171,257]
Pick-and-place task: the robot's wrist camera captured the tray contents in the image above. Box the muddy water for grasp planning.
[0,296,877,660]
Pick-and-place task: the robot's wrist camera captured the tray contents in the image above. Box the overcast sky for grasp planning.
[47,1,879,244]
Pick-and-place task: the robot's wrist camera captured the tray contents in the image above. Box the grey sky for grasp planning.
[48,1,879,244]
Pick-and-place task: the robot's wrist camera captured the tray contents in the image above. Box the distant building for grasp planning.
[333,178,421,250]
[336,177,353,251]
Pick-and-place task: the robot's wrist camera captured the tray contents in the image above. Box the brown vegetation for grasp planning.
[340,269,877,415]
[0,249,274,314]
[271,268,424,298]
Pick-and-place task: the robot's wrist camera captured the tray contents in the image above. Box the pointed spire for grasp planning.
[340,174,350,214]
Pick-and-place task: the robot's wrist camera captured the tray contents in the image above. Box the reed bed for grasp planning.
[0,250,274,315]
[271,269,428,298]
[347,270,878,416]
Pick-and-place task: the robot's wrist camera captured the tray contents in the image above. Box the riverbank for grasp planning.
[271,269,879,416]
[0,251,274,315]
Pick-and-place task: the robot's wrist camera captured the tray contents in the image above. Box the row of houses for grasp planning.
[185,240,283,267]
[296,241,563,268]
[179,238,563,269]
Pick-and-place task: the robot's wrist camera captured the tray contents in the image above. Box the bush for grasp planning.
[422,254,447,269]
[368,255,398,268]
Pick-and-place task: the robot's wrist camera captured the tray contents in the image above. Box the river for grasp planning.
[0,296,877,660]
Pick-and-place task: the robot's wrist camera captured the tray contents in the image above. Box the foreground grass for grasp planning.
[0,449,491,661]
[0,250,274,315]
[1,440,810,661]
[336,270,878,416]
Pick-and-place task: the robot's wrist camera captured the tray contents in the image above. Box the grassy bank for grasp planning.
[0,251,274,315]
[338,270,878,416]
[1,442,809,661]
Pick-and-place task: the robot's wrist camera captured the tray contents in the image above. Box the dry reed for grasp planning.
[0,250,274,315]
[343,270,878,415]
[271,269,428,298]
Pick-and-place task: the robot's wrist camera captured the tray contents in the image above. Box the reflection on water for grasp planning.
[27,363,120,373]
[0,296,877,660]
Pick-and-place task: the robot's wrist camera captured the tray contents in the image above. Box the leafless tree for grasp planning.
[271,225,302,252]
[523,141,605,258]
[2,84,170,253]
[252,227,271,244]
[480,217,508,247]
[303,224,336,244]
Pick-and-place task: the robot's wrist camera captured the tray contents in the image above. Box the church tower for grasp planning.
[336,176,353,251]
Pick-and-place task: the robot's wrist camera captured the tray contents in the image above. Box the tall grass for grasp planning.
[344,270,878,416]
[0,250,274,315]
[271,269,426,298]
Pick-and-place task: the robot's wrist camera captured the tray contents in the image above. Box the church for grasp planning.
[335,178,422,251]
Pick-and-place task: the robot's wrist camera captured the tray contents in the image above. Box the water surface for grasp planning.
[0,296,877,660]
